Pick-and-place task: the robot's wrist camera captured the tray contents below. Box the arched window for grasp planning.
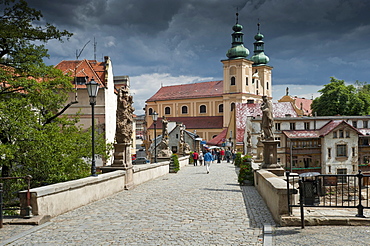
[230,76,236,86]
[200,105,207,114]
[218,104,224,113]
[246,77,248,86]
[181,106,188,114]
[231,103,235,111]
[148,108,153,115]
[165,107,171,115]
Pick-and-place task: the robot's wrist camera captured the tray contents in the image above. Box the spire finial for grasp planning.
[257,19,260,33]
[236,9,239,24]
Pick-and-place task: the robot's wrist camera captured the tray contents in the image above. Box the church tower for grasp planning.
[221,14,273,127]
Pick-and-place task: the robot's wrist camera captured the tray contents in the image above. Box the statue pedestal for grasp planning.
[261,140,285,176]
[101,143,134,190]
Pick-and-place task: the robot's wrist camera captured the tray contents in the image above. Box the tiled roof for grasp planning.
[235,102,298,142]
[318,120,343,136]
[207,128,227,146]
[283,120,364,139]
[146,81,223,102]
[294,97,313,115]
[358,128,370,136]
[148,116,223,130]
[55,59,106,88]
[283,130,320,139]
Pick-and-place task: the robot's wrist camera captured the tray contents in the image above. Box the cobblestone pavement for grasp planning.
[1,161,274,245]
[274,226,370,246]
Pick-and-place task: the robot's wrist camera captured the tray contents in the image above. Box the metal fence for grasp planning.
[0,175,32,228]
[286,171,370,228]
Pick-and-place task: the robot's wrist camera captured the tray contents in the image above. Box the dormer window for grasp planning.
[76,76,88,85]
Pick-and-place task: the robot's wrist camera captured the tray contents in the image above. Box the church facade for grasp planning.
[145,16,272,144]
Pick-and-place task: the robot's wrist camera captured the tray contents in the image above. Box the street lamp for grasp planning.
[152,111,158,163]
[86,77,100,176]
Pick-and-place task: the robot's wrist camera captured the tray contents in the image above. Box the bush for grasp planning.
[234,152,242,167]
[170,154,180,173]
[238,155,254,185]
[189,151,194,164]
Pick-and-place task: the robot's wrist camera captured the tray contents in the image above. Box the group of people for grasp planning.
[192,148,236,174]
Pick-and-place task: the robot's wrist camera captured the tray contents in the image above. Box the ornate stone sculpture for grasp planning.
[115,87,134,144]
[162,116,169,140]
[261,95,274,140]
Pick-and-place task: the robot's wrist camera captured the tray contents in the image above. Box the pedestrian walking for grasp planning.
[211,149,216,163]
[225,149,231,163]
[199,151,204,166]
[231,149,236,164]
[220,149,225,161]
[203,149,213,174]
[216,149,221,163]
[192,151,199,166]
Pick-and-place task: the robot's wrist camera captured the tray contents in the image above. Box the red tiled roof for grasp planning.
[149,116,223,130]
[283,130,320,139]
[235,102,298,142]
[283,120,363,139]
[146,81,223,102]
[207,128,227,146]
[55,59,106,88]
[294,97,313,115]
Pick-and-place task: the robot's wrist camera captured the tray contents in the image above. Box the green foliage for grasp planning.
[311,77,370,116]
[170,154,180,173]
[238,155,254,185]
[0,0,110,194]
[189,151,194,164]
[234,152,242,167]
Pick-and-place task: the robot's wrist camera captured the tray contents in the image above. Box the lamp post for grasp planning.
[152,111,158,163]
[86,77,100,176]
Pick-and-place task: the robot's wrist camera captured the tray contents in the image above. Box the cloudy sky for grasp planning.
[26,0,370,114]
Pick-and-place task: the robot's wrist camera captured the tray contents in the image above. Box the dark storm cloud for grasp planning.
[23,0,370,112]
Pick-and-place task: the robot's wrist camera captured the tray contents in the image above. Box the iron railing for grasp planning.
[286,171,370,228]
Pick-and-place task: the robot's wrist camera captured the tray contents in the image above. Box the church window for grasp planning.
[256,90,259,95]
[165,107,171,115]
[231,76,236,86]
[267,82,269,90]
[246,77,248,86]
[148,108,153,115]
[181,106,188,114]
[218,104,223,113]
[200,105,206,114]
[231,103,235,111]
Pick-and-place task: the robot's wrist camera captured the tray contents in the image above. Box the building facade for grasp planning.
[145,17,272,145]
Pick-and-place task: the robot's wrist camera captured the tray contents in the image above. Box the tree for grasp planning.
[311,77,368,116]
[0,0,110,189]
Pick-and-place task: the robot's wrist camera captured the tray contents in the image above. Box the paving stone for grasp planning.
[1,161,267,245]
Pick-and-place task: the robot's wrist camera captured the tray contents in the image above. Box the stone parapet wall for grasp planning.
[254,169,297,224]
[19,156,190,218]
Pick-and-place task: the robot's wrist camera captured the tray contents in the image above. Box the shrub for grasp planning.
[238,155,254,185]
[234,152,242,167]
[170,154,180,173]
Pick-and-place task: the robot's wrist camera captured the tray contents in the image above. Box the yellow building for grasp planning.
[145,17,272,145]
